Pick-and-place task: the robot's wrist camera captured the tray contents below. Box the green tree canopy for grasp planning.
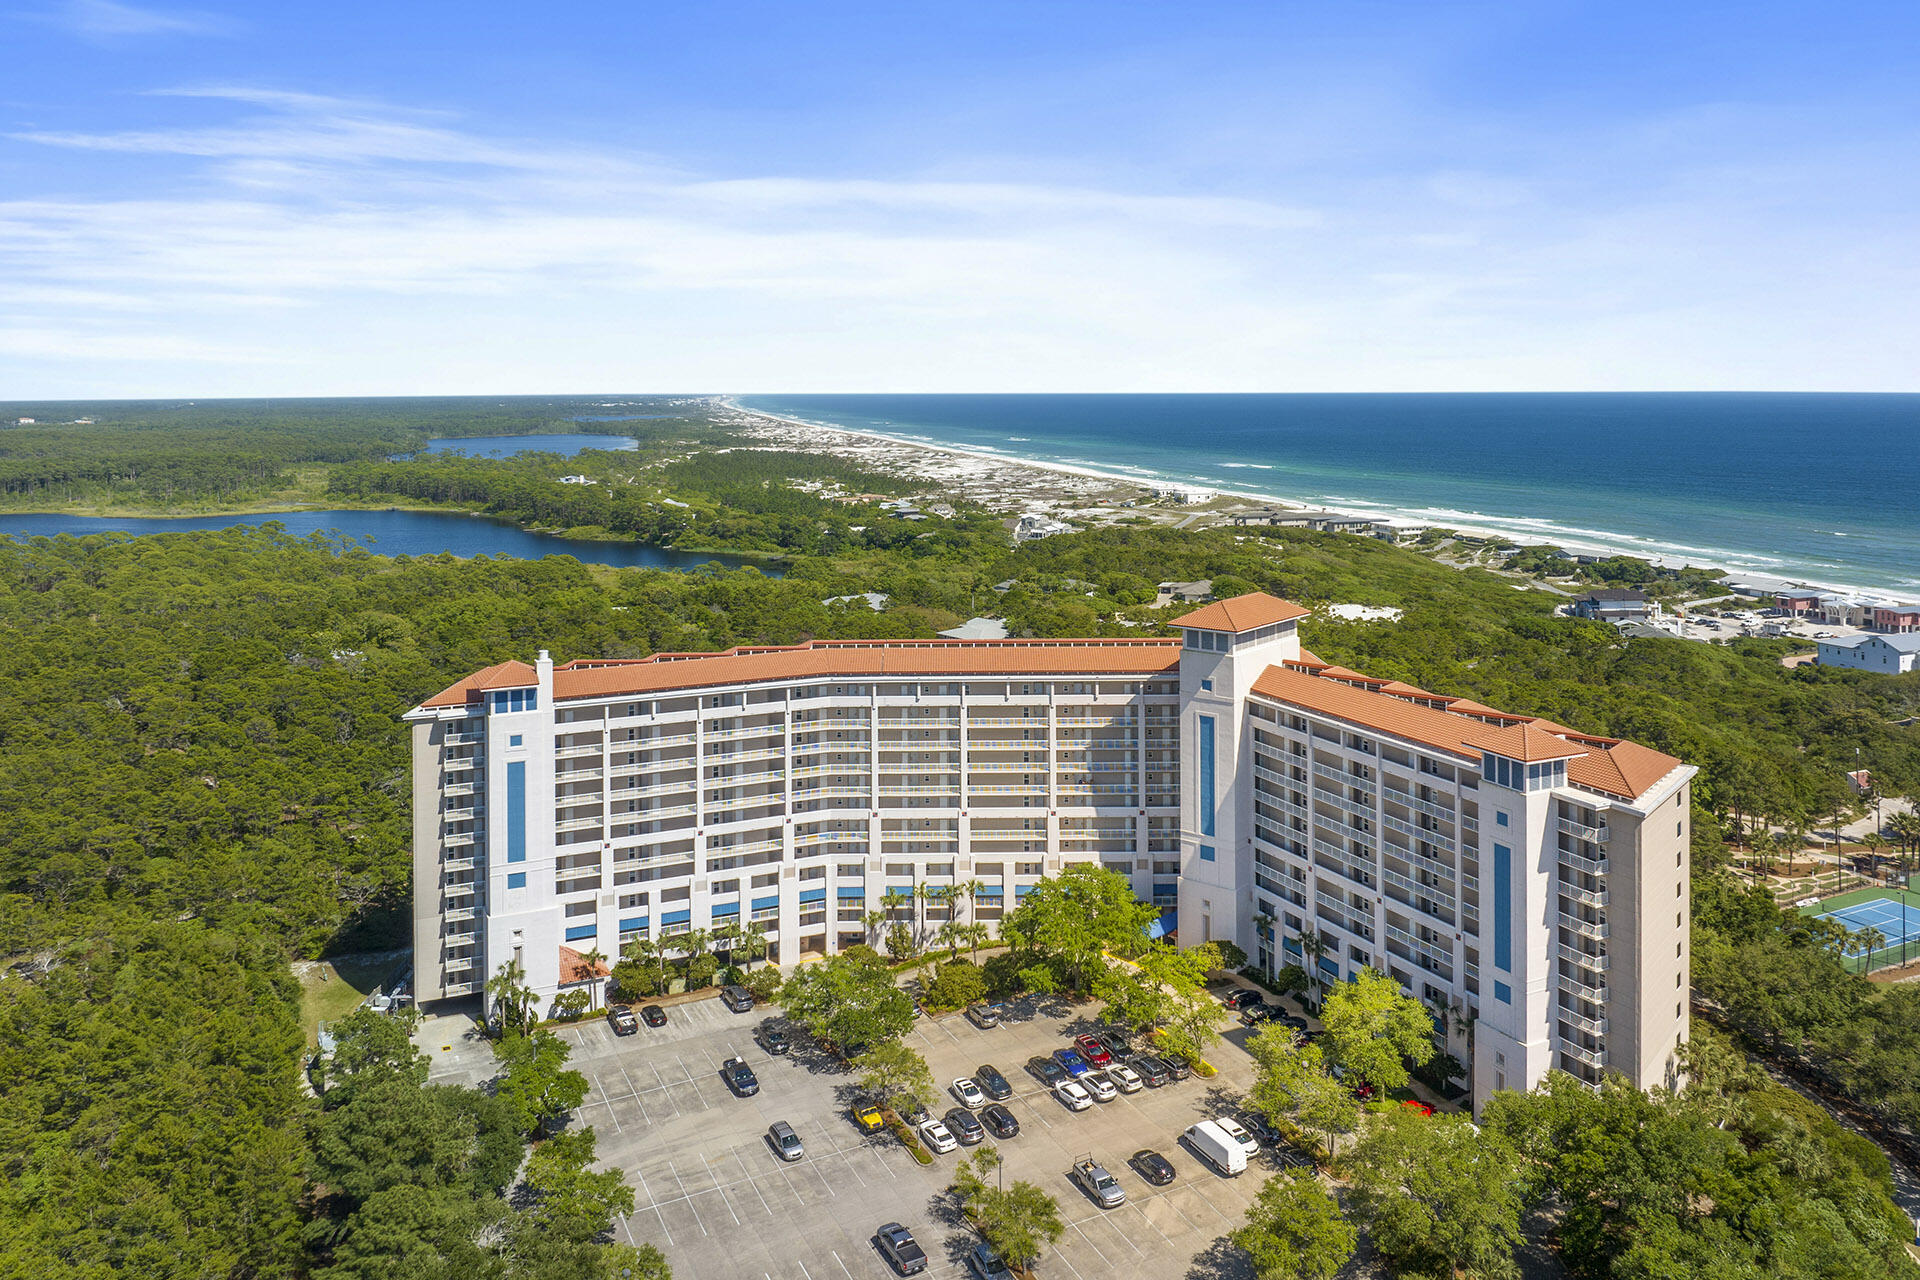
[1229,1170,1356,1280]
[1318,968,1437,1092]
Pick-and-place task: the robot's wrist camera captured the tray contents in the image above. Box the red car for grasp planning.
[1073,1034,1113,1066]
[1400,1100,1433,1117]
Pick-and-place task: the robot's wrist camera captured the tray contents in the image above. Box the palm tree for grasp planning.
[958,921,991,961]
[862,908,887,947]
[710,920,744,968]
[1300,931,1328,1007]
[957,878,986,922]
[579,944,608,1011]
[1854,926,1887,972]
[485,957,538,1037]
[737,919,769,969]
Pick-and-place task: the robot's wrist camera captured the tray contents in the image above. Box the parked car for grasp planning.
[607,1004,639,1035]
[720,1056,759,1097]
[1131,1148,1177,1185]
[1094,1029,1130,1059]
[980,1103,1021,1139]
[965,1242,1014,1280]
[1183,1120,1248,1176]
[768,1120,805,1162]
[919,1119,958,1154]
[1069,1155,1127,1208]
[975,1063,1013,1100]
[965,1003,1002,1029]
[1081,1071,1118,1103]
[1055,1079,1094,1111]
[898,1098,931,1127]
[1027,1055,1068,1087]
[1162,1054,1192,1081]
[640,1004,667,1027]
[1223,988,1265,1010]
[1241,1004,1287,1026]
[1401,1099,1434,1117]
[1214,1115,1260,1157]
[1130,1055,1173,1087]
[1073,1033,1113,1066]
[759,1022,792,1055]
[1107,1062,1144,1093]
[951,1077,987,1109]
[876,1222,928,1275]
[1240,1112,1282,1146]
[852,1100,886,1134]
[720,984,754,1013]
[1052,1047,1091,1078]
[944,1107,986,1145]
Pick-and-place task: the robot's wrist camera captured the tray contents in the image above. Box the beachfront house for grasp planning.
[1816,633,1920,674]
[1572,588,1658,622]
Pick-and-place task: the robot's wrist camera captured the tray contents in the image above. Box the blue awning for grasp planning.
[1147,907,1178,939]
[886,884,915,897]
[752,895,780,911]
[975,885,1004,899]
[661,909,692,926]
[1317,956,1341,975]
[710,901,739,917]
[837,885,866,900]
[619,916,648,933]
[798,887,827,904]
[1015,883,1037,898]
[564,923,598,941]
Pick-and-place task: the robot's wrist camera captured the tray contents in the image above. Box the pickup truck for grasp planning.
[1069,1155,1126,1208]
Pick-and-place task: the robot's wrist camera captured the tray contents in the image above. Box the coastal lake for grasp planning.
[0,508,775,573]
[416,431,640,458]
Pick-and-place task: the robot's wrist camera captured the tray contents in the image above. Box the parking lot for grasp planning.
[541,994,1288,1280]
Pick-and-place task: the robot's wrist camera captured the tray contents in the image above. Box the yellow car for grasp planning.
[853,1100,886,1134]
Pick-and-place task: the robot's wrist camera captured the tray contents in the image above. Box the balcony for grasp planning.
[443,730,485,746]
[1384,924,1453,974]
[709,837,784,857]
[556,815,604,833]
[1313,787,1375,821]
[967,717,1052,728]
[1560,1042,1605,1069]
[1557,1008,1608,1036]
[1557,817,1610,844]
[441,856,475,874]
[877,715,961,726]
[704,724,786,740]
[1560,882,1608,909]
[1558,846,1608,878]
[1559,972,1608,1002]
[442,831,478,849]
[442,781,477,797]
[1557,943,1608,972]
[1382,865,1456,916]
[556,742,603,759]
[1313,760,1375,791]
[441,980,480,996]
[628,731,696,749]
[793,829,868,847]
[1381,811,1455,853]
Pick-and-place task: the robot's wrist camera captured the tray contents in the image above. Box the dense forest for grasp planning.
[3,408,1920,1273]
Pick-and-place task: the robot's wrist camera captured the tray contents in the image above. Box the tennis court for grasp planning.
[1808,887,1920,972]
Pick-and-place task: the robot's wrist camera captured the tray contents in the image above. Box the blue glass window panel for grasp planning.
[564,923,598,942]
[1199,845,1216,862]
[1494,981,1512,1004]
[1493,842,1512,971]
[1198,714,1216,837]
[505,761,527,863]
[506,871,526,889]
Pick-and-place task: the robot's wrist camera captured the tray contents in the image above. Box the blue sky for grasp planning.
[3,0,1917,395]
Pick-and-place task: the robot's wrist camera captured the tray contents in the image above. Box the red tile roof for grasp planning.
[558,945,610,986]
[417,639,1181,708]
[1171,592,1311,633]
[419,659,538,709]
[1249,663,1683,801]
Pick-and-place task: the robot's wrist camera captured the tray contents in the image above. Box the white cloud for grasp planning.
[46,0,235,39]
[1,85,1916,396]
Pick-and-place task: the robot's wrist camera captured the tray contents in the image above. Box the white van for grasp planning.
[1183,1119,1248,1176]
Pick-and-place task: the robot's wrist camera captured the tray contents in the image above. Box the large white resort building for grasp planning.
[407,592,1695,1101]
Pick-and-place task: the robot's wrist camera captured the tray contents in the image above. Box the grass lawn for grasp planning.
[299,956,401,1046]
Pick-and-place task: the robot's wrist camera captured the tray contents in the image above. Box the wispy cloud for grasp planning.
[42,0,236,40]
[1,83,1916,395]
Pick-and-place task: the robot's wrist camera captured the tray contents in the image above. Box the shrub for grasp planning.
[982,952,1028,999]
[885,925,915,963]
[744,965,783,1002]
[717,965,746,987]
[1273,963,1310,994]
[840,943,885,969]
[685,953,719,991]
[547,989,591,1022]
[924,959,985,1011]
[1214,940,1249,971]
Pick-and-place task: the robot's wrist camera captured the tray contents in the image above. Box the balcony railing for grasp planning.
[1557,817,1611,844]
[1560,1042,1605,1069]
[1557,943,1608,971]
[1558,846,1608,877]
[1558,1008,1608,1036]
[1560,882,1608,909]
[1560,914,1608,941]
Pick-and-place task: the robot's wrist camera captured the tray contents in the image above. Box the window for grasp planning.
[509,734,523,747]
[1492,843,1512,972]
[752,872,778,888]
[1200,678,1213,692]
[1199,844,1216,862]
[506,872,526,889]
[506,761,527,863]
[1198,714,1216,837]
[491,688,537,714]
[1495,811,1509,827]
[1494,980,1511,1004]
[564,923,598,941]
[712,879,739,895]
[564,901,595,918]
[619,892,647,909]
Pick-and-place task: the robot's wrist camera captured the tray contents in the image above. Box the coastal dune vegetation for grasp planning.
[0,401,1918,1276]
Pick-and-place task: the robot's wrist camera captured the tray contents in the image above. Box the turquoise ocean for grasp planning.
[737,394,1920,595]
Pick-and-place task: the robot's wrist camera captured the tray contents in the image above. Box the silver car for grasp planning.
[769,1120,805,1162]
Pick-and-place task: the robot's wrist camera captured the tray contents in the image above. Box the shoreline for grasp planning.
[718,398,1891,598]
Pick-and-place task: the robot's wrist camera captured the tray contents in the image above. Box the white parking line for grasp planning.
[795,1260,813,1280]
[613,1054,652,1124]
[667,1160,709,1237]
[649,1061,681,1117]
[702,1159,744,1226]
[730,1148,775,1215]
[678,1055,712,1110]
[630,1165,674,1245]
[1065,1219,1114,1270]
[832,1249,857,1280]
